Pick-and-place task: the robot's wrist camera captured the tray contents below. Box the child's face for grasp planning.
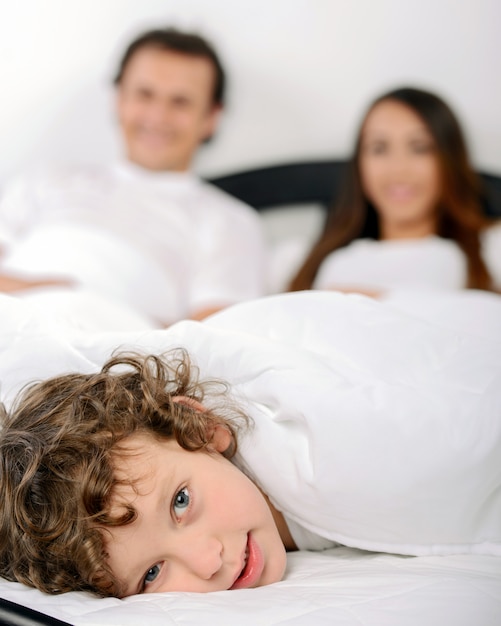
[105,432,287,596]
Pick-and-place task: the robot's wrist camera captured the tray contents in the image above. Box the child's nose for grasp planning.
[177,535,224,580]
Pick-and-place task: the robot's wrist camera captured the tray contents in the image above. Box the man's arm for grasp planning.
[0,172,75,294]
[0,246,72,293]
[189,304,227,321]
[0,270,73,293]
[187,193,268,320]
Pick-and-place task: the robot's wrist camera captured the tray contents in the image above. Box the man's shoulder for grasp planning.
[196,178,260,221]
[1,162,114,197]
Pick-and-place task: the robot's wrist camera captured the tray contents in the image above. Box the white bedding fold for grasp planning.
[1,290,500,559]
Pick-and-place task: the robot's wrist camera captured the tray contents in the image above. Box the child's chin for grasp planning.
[264,546,288,587]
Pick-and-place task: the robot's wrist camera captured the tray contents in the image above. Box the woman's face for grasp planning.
[359,99,442,239]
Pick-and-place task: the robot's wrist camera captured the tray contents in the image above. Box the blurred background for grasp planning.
[0,0,499,187]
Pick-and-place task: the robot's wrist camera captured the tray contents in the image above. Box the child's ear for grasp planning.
[171,396,233,454]
[210,423,233,454]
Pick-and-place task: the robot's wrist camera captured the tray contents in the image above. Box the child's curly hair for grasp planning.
[0,350,247,597]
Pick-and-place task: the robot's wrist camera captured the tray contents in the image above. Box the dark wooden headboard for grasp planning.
[209,160,501,218]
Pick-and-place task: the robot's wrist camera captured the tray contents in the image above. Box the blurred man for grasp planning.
[0,28,266,327]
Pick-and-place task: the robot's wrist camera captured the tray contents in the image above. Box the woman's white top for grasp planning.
[314,226,501,292]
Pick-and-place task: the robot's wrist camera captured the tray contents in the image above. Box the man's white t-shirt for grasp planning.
[0,161,267,324]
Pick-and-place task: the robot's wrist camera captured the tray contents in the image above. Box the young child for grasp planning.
[1,290,500,599]
[0,350,290,597]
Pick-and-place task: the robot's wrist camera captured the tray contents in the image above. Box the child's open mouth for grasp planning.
[230,533,264,590]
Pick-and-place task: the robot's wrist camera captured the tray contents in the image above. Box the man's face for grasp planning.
[116,47,220,172]
[105,433,287,596]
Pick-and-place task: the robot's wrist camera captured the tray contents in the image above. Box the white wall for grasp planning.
[0,0,500,187]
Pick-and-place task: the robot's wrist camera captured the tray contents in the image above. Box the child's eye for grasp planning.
[143,563,161,587]
[173,487,190,517]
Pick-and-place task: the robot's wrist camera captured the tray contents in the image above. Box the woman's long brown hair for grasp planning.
[289,87,494,291]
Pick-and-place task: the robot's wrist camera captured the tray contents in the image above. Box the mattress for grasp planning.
[0,548,500,625]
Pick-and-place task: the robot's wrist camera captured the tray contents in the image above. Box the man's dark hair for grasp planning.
[113,27,226,107]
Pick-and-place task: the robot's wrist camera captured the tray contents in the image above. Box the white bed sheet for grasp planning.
[0,549,500,625]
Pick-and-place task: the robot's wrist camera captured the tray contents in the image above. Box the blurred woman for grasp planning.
[289,87,501,295]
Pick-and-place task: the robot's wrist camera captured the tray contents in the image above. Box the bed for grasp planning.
[1,286,501,625]
[1,549,500,625]
[1,162,501,626]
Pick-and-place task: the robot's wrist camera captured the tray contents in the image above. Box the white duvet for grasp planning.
[0,289,500,625]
